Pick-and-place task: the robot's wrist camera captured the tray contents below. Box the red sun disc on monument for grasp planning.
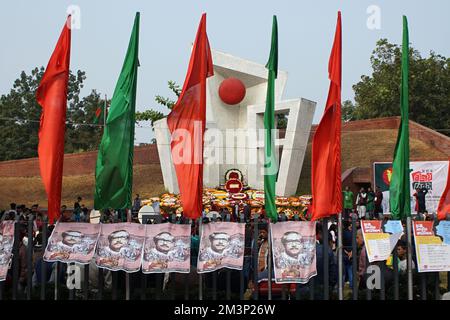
[218,78,246,105]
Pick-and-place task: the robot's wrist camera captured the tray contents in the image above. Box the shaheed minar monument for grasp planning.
[154,49,316,197]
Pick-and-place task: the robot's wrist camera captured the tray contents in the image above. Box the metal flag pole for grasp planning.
[103,94,107,131]
[338,212,343,300]
[406,216,413,300]
[267,220,272,300]
[126,207,131,300]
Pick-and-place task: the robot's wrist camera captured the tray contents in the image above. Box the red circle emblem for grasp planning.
[225,179,243,194]
[218,78,246,105]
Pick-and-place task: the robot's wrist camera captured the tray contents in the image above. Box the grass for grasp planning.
[0,164,166,209]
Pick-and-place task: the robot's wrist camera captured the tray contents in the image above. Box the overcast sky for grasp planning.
[1,0,449,144]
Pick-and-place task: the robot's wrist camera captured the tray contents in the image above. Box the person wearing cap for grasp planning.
[96,230,141,268]
[47,230,93,260]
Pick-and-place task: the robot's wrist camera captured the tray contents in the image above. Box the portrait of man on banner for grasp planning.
[142,224,191,274]
[44,223,99,264]
[95,223,145,273]
[271,221,317,284]
[197,222,245,273]
[0,221,15,281]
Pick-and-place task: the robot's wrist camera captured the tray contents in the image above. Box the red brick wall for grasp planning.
[0,145,160,177]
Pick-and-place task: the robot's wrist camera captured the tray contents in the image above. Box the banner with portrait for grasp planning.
[0,221,15,281]
[197,222,245,273]
[142,223,191,274]
[271,221,317,284]
[95,223,145,273]
[44,222,100,264]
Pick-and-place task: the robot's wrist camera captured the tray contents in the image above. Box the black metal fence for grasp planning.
[0,212,448,300]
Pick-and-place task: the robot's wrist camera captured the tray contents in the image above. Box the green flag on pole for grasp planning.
[389,16,410,220]
[264,16,278,222]
[94,13,140,210]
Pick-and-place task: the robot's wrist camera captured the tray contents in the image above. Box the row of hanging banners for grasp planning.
[1,219,450,282]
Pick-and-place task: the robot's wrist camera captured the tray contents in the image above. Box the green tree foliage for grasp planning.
[0,67,106,161]
[135,80,181,127]
[345,39,450,135]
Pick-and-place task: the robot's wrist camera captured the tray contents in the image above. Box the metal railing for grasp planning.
[0,212,448,300]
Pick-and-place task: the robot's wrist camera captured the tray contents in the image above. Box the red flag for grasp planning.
[167,14,213,219]
[437,158,450,221]
[311,12,342,221]
[36,16,71,224]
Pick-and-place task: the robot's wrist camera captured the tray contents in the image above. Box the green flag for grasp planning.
[94,13,140,210]
[389,16,410,220]
[264,16,278,222]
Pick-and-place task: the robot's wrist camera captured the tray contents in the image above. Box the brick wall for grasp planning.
[0,145,160,177]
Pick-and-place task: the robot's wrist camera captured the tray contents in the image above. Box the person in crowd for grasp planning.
[59,205,73,223]
[386,240,415,273]
[366,187,375,219]
[415,187,429,215]
[342,221,354,289]
[356,229,368,289]
[343,186,354,220]
[374,186,384,219]
[356,188,368,220]
[133,194,141,216]
[73,197,82,222]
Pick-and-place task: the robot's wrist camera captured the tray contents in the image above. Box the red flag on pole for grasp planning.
[437,158,450,221]
[311,12,342,221]
[36,16,71,224]
[167,14,213,219]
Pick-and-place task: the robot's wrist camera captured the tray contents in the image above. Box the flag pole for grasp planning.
[338,212,343,300]
[103,94,107,133]
[267,220,272,300]
[406,216,413,300]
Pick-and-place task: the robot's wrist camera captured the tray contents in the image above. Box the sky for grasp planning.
[1,0,449,144]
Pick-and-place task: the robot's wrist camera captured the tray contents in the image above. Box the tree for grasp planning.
[135,80,181,127]
[0,67,106,161]
[345,39,450,135]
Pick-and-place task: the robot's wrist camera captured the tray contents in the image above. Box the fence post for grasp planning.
[239,213,245,300]
[12,215,20,300]
[420,273,427,300]
[323,217,329,300]
[97,268,103,300]
[26,215,33,300]
[198,217,203,301]
[225,213,231,300]
[338,212,343,300]
[406,216,413,300]
[41,217,48,300]
[83,264,89,300]
[252,216,259,300]
[447,214,450,292]
[393,242,399,300]
[351,214,358,300]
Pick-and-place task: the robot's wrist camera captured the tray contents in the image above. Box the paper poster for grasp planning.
[142,223,191,274]
[0,221,15,281]
[197,222,245,273]
[44,222,100,264]
[271,221,316,284]
[361,220,403,263]
[373,161,449,214]
[413,221,450,272]
[95,223,145,273]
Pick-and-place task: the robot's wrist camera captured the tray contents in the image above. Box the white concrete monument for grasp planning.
[154,49,316,197]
